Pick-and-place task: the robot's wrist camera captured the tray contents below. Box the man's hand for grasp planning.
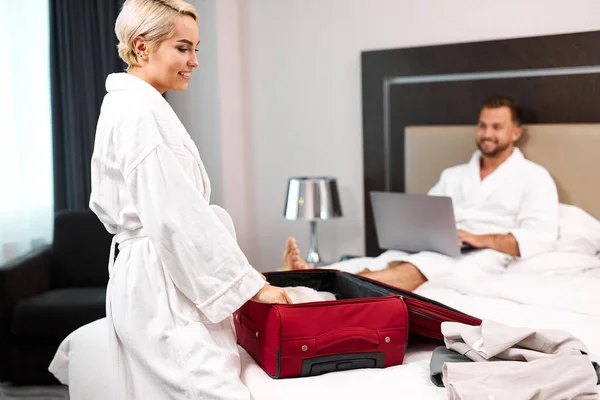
[457,229,520,257]
[457,229,488,248]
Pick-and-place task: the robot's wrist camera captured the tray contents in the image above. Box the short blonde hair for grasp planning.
[115,0,198,71]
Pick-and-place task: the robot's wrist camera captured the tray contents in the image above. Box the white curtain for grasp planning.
[0,0,54,264]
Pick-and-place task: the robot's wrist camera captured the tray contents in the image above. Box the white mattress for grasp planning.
[49,255,600,400]
[240,340,445,400]
[49,316,445,400]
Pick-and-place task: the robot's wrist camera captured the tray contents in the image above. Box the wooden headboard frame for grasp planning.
[361,30,600,256]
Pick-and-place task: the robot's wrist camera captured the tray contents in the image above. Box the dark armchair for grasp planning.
[0,210,111,384]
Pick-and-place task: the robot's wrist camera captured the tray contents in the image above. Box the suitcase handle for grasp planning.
[316,328,379,353]
[301,352,385,377]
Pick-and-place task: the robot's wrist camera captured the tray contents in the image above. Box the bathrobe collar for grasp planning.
[468,147,524,183]
[105,72,212,201]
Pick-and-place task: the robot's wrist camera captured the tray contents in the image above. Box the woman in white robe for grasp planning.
[89,1,291,399]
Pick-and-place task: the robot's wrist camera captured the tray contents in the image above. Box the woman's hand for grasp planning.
[251,285,292,304]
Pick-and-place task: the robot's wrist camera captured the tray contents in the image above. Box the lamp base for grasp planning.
[307,220,326,267]
[306,248,326,267]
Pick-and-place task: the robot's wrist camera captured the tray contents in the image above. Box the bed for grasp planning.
[48,123,600,399]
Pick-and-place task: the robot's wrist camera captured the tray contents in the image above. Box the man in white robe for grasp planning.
[285,96,559,291]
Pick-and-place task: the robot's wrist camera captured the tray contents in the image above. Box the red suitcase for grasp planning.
[234,269,408,379]
[351,274,481,341]
[234,269,480,379]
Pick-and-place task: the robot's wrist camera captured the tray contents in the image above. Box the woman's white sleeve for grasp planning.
[121,142,265,323]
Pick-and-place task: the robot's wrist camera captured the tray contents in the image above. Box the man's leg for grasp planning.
[357,261,427,292]
[283,238,427,291]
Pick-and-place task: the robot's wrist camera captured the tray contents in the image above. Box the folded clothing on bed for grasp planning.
[430,346,600,387]
[435,320,599,399]
[443,319,589,361]
[445,355,597,400]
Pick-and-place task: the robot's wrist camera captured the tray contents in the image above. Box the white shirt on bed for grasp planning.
[441,320,598,400]
[428,148,559,259]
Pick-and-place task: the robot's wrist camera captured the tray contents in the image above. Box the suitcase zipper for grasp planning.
[403,297,479,324]
[351,274,479,323]
[274,295,400,308]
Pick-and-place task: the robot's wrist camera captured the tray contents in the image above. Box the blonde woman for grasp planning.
[89,0,291,398]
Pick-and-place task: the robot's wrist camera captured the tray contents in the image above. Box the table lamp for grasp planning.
[284,177,342,266]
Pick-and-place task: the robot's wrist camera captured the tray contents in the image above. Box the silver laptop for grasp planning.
[370,191,474,258]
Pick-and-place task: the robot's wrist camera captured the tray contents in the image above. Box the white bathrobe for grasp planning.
[334,148,559,280]
[429,148,559,259]
[89,73,265,400]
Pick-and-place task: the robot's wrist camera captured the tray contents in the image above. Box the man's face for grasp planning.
[476,106,521,158]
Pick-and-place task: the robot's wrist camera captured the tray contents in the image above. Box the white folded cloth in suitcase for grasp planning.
[283,286,337,304]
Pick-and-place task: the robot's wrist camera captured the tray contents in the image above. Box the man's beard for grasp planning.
[477,139,509,157]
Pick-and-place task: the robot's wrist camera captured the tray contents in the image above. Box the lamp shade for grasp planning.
[284,177,342,221]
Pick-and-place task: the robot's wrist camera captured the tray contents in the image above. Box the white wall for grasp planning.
[168,1,223,205]
[169,0,257,258]
[171,0,600,271]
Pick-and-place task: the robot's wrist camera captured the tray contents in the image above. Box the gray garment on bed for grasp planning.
[429,346,471,387]
[438,320,599,399]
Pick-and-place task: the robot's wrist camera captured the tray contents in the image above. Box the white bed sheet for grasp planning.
[237,274,600,399]
[49,255,600,400]
[240,340,444,400]
[48,316,445,400]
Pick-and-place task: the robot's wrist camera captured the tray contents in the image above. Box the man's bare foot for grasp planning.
[283,237,312,270]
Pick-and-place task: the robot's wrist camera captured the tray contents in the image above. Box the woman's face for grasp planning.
[135,15,199,93]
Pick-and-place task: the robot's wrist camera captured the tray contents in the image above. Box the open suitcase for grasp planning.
[233,269,480,379]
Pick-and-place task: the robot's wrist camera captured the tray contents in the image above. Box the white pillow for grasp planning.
[555,204,600,255]
[48,318,110,400]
